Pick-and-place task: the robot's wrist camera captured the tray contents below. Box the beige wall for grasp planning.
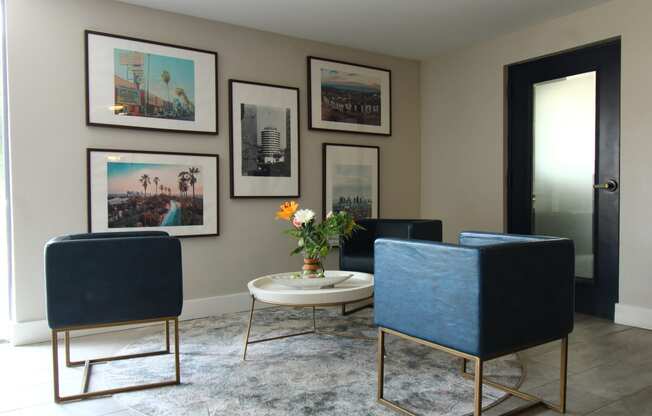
[6,0,421,323]
[420,0,652,314]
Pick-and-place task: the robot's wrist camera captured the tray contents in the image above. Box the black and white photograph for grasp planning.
[308,56,391,136]
[323,143,379,221]
[229,80,300,198]
[240,104,292,177]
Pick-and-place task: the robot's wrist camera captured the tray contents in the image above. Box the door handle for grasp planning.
[593,179,618,192]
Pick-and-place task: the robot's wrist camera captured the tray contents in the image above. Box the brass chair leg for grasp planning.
[377,327,384,400]
[174,318,181,384]
[52,330,61,403]
[376,327,570,416]
[474,358,483,416]
[64,331,71,367]
[81,360,91,393]
[165,320,171,353]
[52,317,180,403]
[459,338,570,415]
[560,337,568,413]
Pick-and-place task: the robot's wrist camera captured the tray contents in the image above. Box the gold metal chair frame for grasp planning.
[377,327,568,416]
[51,317,181,403]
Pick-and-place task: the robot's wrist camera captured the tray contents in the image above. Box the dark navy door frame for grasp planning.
[506,38,621,319]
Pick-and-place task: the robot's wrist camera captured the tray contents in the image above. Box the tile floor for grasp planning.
[0,313,650,415]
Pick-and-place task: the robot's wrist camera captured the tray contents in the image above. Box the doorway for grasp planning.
[507,39,620,319]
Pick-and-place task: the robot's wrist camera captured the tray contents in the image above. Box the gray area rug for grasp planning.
[96,308,523,415]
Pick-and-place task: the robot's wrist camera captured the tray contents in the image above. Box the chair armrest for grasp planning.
[374,238,482,355]
[479,239,575,358]
[460,230,557,246]
[44,234,183,329]
[409,220,442,242]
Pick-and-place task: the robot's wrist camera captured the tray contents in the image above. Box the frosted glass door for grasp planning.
[532,72,596,278]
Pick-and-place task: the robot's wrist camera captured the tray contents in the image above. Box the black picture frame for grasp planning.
[228,79,301,198]
[85,30,218,135]
[308,56,392,136]
[322,143,380,220]
[87,148,220,238]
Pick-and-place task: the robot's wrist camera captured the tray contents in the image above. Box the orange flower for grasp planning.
[275,201,299,221]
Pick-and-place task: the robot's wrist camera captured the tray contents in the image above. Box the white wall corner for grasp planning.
[615,303,652,331]
[10,291,259,346]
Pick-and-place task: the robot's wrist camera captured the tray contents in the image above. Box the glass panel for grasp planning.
[533,71,596,278]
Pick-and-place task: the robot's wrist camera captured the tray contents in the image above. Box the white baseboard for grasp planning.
[615,303,652,331]
[10,291,261,346]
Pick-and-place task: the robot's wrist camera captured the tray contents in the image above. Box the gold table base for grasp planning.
[242,295,375,360]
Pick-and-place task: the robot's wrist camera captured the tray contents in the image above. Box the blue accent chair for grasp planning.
[340,219,443,274]
[374,231,574,416]
[45,231,183,403]
[339,219,442,315]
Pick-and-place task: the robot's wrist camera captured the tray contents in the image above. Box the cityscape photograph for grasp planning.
[113,48,196,121]
[107,162,203,228]
[320,68,381,126]
[331,164,373,220]
[240,103,292,177]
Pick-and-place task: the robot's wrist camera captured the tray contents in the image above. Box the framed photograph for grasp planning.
[88,148,219,238]
[85,30,218,134]
[308,56,391,136]
[322,143,379,221]
[229,79,300,198]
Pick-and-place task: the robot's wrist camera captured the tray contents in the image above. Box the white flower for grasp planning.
[293,209,315,225]
[326,211,334,219]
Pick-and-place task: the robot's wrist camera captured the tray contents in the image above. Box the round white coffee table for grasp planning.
[243,270,374,360]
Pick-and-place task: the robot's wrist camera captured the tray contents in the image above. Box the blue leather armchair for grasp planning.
[338,219,442,315]
[45,231,183,403]
[374,231,574,416]
[339,219,443,274]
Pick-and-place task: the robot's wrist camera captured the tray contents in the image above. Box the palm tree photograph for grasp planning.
[107,162,203,228]
[114,48,195,121]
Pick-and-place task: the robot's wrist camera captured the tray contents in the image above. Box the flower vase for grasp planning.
[302,257,324,278]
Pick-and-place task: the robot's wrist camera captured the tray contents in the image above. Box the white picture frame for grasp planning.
[308,56,391,136]
[88,148,219,237]
[323,143,379,221]
[86,30,218,134]
[229,80,300,198]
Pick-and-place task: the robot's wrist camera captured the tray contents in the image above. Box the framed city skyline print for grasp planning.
[85,30,218,134]
[88,148,219,238]
[323,144,379,221]
[308,56,391,136]
[229,80,300,198]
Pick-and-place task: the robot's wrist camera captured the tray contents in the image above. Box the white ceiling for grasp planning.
[117,0,610,60]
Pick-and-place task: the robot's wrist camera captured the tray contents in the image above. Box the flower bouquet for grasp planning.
[276,201,361,278]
